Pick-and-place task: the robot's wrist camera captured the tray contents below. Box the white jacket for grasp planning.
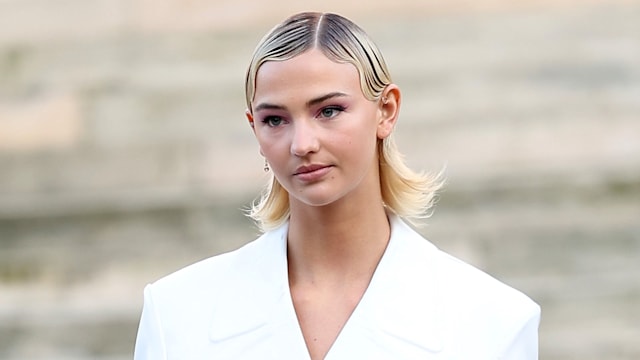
[134,214,540,359]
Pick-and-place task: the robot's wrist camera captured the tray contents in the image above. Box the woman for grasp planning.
[134,12,540,359]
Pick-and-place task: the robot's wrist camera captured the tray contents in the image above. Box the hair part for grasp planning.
[245,12,444,231]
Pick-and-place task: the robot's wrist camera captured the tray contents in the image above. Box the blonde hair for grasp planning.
[245,12,443,231]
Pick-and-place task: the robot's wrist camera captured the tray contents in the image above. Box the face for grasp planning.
[247,49,397,208]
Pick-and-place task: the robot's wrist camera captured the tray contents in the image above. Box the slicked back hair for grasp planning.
[245,12,443,231]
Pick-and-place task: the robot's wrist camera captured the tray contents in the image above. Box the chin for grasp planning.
[287,184,346,208]
[296,187,365,211]
[293,193,340,208]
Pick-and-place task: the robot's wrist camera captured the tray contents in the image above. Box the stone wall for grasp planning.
[1,1,639,359]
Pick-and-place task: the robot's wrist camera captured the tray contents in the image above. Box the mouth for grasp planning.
[293,164,333,181]
[294,164,329,175]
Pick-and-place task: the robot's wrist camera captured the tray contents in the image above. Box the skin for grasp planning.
[246,48,401,360]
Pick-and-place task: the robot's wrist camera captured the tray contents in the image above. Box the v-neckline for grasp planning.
[280,219,396,360]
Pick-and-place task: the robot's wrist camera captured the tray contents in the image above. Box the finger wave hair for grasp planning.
[245,12,444,231]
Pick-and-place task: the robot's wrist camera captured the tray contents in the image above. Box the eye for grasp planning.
[318,106,344,119]
[261,116,284,127]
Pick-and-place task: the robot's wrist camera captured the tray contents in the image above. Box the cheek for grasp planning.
[258,140,278,159]
[334,127,378,160]
[255,131,288,162]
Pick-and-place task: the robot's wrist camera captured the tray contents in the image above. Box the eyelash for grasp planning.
[260,116,284,127]
[259,105,346,127]
[318,105,345,119]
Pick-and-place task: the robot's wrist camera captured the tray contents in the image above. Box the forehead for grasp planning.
[253,49,362,104]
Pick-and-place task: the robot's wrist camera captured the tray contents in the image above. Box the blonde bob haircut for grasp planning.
[246,12,443,231]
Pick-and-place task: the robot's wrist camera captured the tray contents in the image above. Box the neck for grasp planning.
[286,197,391,286]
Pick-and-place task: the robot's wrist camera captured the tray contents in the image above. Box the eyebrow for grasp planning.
[253,92,348,112]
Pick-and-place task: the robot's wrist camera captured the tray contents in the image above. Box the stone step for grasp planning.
[0,193,638,359]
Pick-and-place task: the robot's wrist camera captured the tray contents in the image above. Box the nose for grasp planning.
[290,119,320,157]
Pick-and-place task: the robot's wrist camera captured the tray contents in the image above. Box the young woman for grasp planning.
[134,12,540,360]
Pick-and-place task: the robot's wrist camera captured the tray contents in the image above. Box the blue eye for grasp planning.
[319,106,344,119]
[262,116,284,127]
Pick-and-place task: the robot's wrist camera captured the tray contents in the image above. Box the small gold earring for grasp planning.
[382,96,388,104]
[263,159,270,172]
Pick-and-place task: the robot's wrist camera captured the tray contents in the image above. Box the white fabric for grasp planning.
[134,214,540,359]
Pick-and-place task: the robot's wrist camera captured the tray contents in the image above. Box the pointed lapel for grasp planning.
[373,214,445,352]
[329,214,445,357]
[208,223,290,343]
[207,222,311,359]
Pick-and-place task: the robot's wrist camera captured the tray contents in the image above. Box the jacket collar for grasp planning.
[208,222,291,343]
[356,214,445,353]
[209,214,444,353]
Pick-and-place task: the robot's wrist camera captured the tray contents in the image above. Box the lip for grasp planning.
[293,164,333,182]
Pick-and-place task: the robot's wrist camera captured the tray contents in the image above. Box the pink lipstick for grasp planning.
[293,164,332,182]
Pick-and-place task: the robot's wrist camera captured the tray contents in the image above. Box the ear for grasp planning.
[246,109,256,132]
[377,84,401,139]
[246,109,264,156]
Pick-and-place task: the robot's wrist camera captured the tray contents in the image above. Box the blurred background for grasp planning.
[1,0,639,359]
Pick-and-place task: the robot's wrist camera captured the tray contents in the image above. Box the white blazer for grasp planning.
[134,214,540,359]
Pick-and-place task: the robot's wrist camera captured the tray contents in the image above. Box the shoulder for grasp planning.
[392,215,538,315]
[433,247,540,326]
[438,248,535,302]
[389,216,540,355]
[146,229,280,302]
[432,250,540,357]
[135,226,289,356]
